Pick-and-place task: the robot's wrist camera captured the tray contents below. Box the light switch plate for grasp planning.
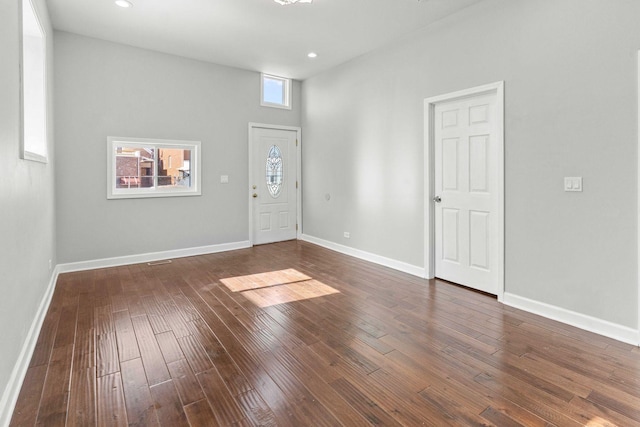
[564,177,582,192]
[220,175,229,184]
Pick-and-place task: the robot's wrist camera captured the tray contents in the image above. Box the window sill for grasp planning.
[22,150,48,164]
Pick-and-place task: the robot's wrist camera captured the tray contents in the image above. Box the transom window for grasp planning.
[107,137,201,199]
[261,73,292,110]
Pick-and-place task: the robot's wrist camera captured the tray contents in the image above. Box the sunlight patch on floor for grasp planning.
[221,268,311,292]
[221,269,339,307]
[585,417,615,426]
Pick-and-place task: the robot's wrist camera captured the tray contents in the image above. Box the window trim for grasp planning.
[20,0,48,163]
[260,73,292,110]
[107,136,202,200]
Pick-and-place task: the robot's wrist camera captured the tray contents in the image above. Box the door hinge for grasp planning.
[296,224,298,231]
[296,181,298,189]
[296,139,298,147]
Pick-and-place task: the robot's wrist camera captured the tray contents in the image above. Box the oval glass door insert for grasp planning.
[266,145,283,198]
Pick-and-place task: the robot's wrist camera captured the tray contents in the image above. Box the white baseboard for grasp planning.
[503,292,639,346]
[0,266,59,427]
[57,240,252,273]
[300,234,425,278]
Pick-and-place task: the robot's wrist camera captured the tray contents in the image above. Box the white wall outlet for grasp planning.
[343,232,350,238]
[220,175,229,184]
[48,259,52,271]
[564,177,582,192]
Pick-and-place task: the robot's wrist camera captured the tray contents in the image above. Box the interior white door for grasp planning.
[251,127,298,245]
[434,92,499,294]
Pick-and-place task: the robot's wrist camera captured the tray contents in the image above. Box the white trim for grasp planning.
[301,234,425,278]
[423,96,435,280]
[22,151,47,164]
[503,292,639,346]
[260,73,292,110]
[424,81,505,301]
[248,123,302,246]
[0,266,59,427]
[57,240,250,273]
[637,50,640,345]
[107,137,202,200]
[19,0,49,164]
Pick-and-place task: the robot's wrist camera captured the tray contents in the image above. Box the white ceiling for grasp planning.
[46,0,483,80]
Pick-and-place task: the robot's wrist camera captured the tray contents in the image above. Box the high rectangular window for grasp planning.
[261,73,291,110]
[21,0,47,162]
[107,137,201,199]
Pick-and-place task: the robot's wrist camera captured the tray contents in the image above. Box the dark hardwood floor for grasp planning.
[10,240,640,426]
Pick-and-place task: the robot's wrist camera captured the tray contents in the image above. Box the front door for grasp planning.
[250,126,298,245]
[434,92,500,294]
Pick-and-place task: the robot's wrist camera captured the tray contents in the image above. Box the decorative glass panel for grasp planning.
[266,145,283,198]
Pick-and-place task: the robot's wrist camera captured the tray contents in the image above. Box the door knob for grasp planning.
[433,195,442,203]
[252,193,258,198]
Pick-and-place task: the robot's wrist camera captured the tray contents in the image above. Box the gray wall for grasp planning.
[0,0,56,412]
[54,32,301,263]
[301,0,639,328]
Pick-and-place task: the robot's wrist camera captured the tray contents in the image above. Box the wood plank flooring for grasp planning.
[10,240,640,426]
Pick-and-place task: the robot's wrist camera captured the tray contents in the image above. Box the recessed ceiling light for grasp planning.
[308,52,318,58]
[115,0,133,8]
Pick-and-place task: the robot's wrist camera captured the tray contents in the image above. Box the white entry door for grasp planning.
[250,126,298,245]
[433,91,500,295]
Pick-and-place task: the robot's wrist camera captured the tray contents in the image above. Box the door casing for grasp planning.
[424,82,505,301]
[636,51,640,343]
[248,123,302,246]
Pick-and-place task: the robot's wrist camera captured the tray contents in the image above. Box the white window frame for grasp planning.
[20,0,48,163]
[107,137,202,199]
[260,73,292,110]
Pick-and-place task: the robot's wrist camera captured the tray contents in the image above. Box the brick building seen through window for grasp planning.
[115,147,191,189]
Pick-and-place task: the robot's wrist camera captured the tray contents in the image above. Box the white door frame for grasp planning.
[637,51,640,344]
[248,123,302,246]
[423,81,505,301]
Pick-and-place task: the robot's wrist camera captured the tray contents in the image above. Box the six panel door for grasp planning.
[434,93,499,295]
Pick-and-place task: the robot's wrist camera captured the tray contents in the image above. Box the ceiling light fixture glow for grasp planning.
[273,0,312,5]
[307,52,317,58]
[115,0,133,8]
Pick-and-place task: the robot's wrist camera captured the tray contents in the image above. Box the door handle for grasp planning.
[433,195,442,203]
[252,193,258,198]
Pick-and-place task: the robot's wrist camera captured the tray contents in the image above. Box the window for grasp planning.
[266,145,283,198]
[261,73,291,110]
[21,0,47,162]
[107,137,201,199]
